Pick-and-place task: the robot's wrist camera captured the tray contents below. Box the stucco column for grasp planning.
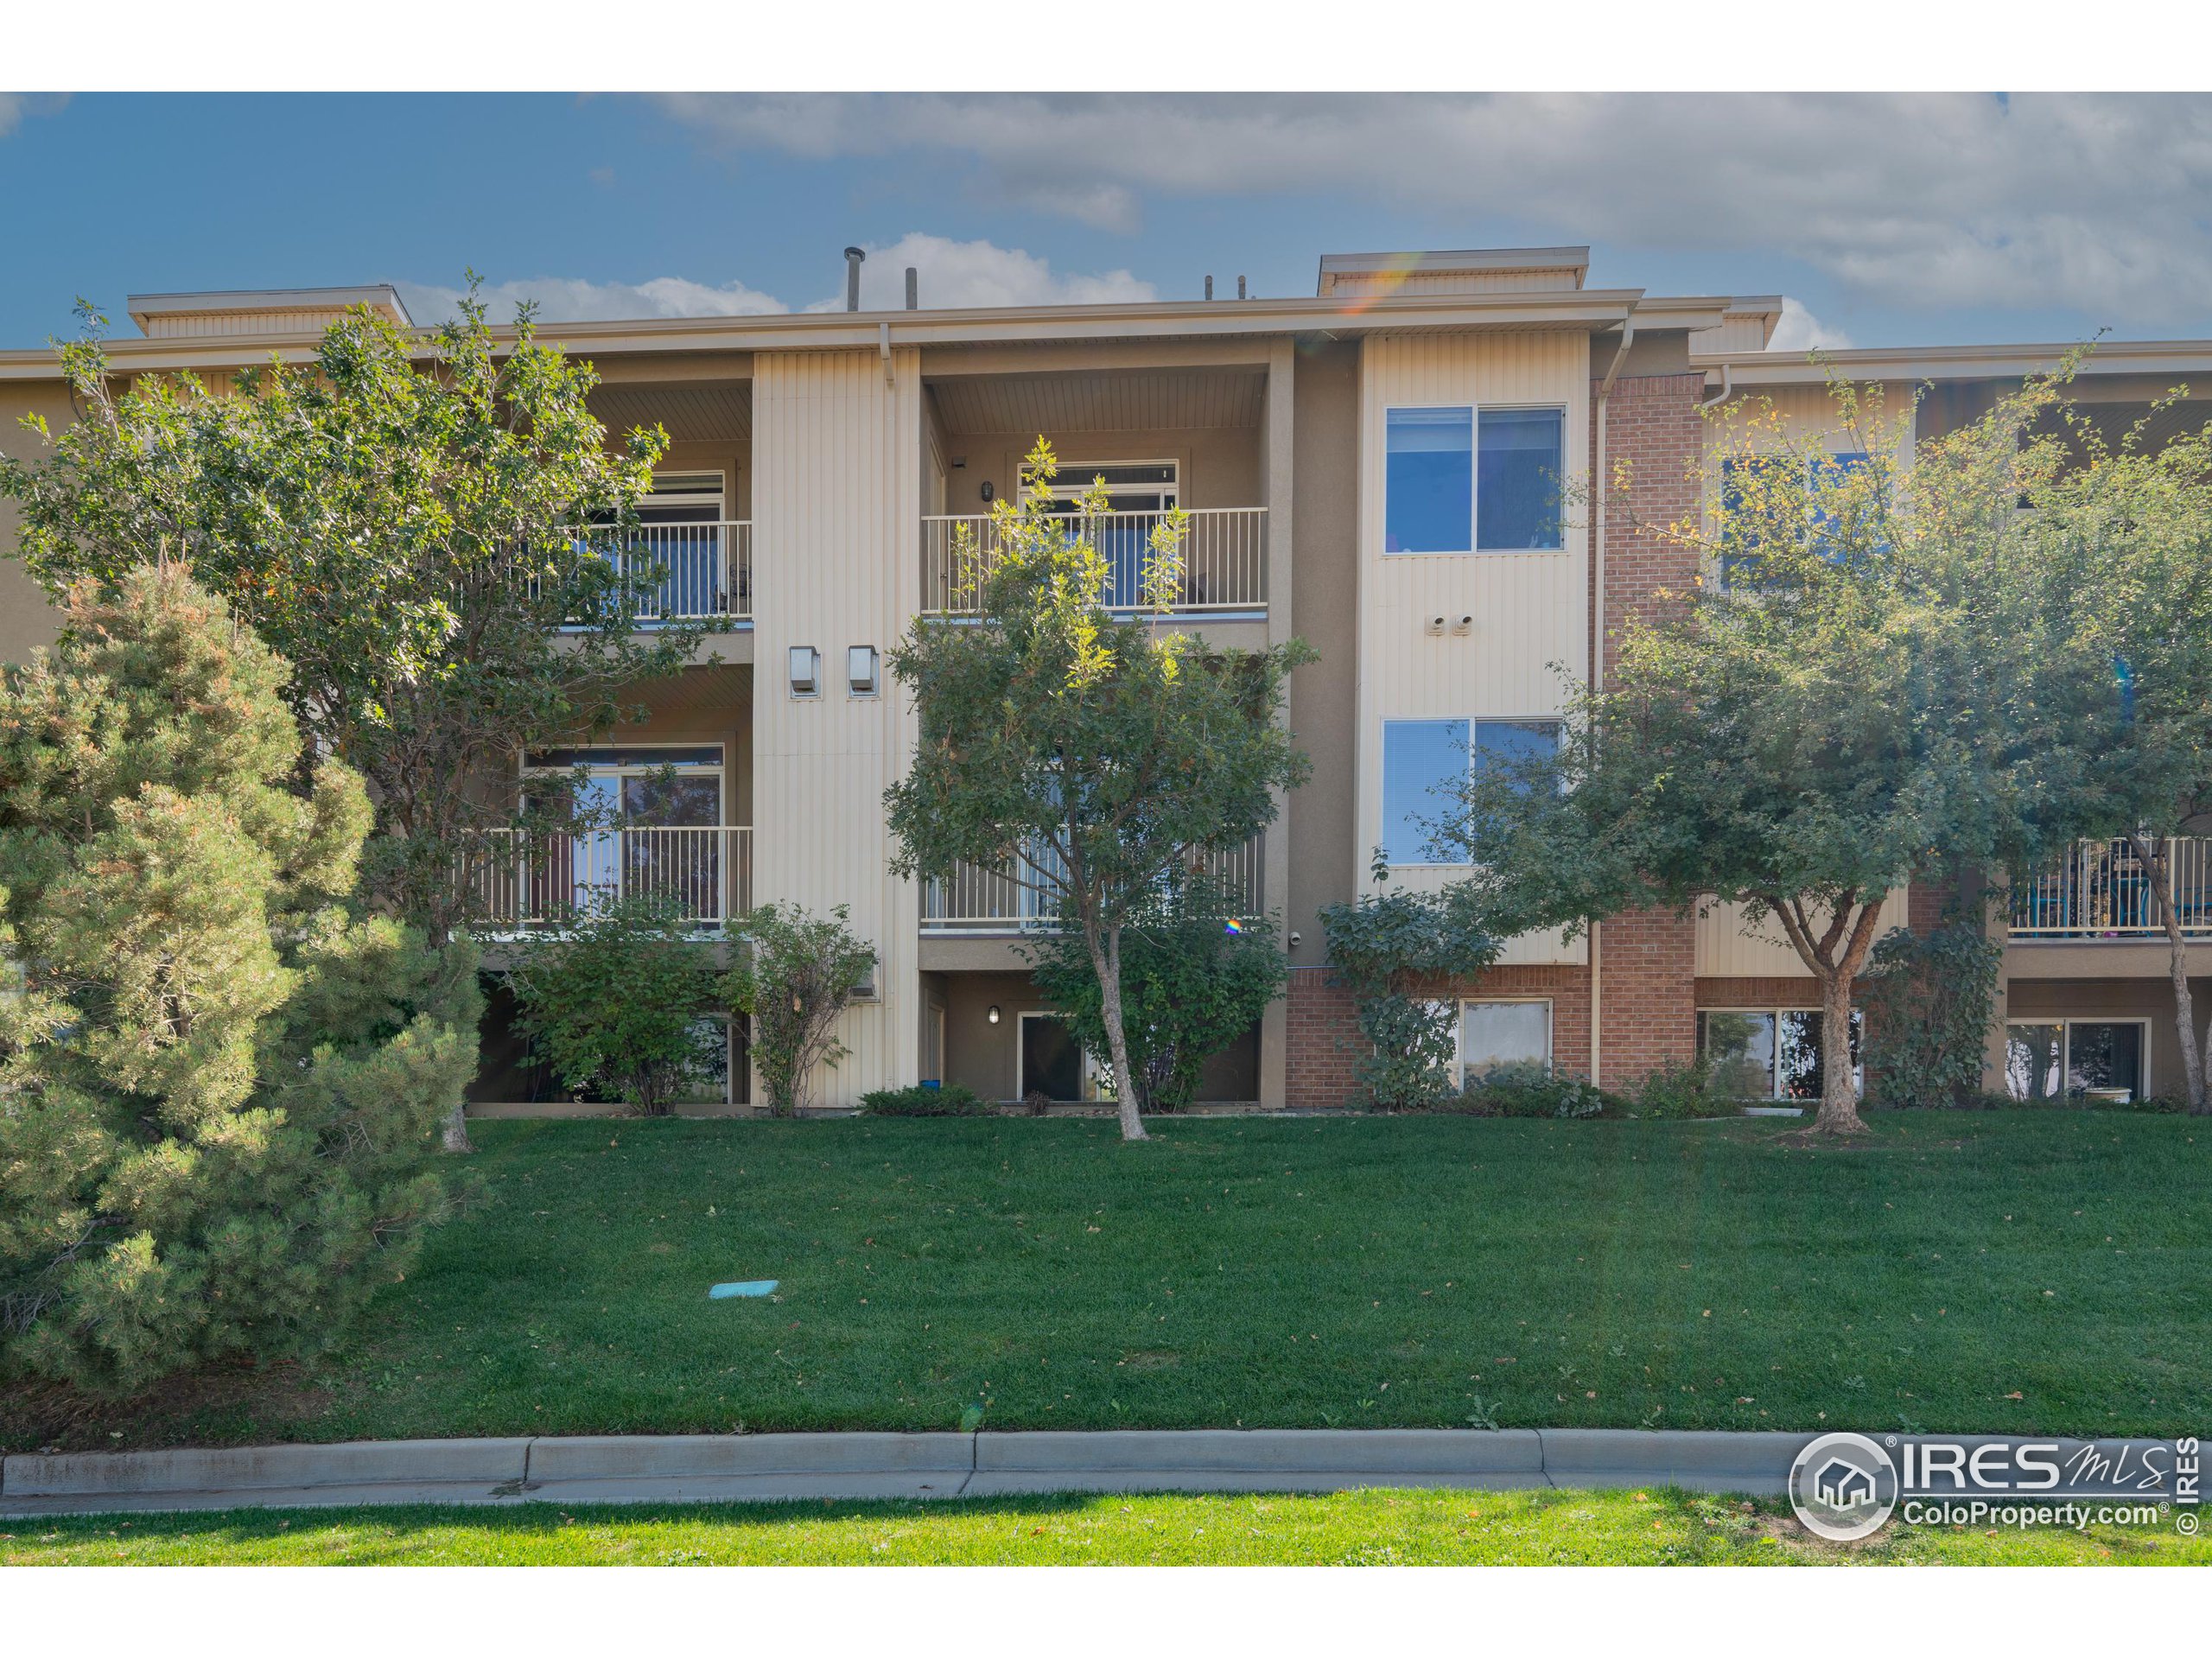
[1259,340,1297,1106]
[749,346,924,1105]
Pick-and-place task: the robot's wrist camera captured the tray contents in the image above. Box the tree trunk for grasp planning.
[442,1100,474,1154]
[1812,968,1869,1135]
[1090,925,1147,1142]
[2135,835,2209,1114]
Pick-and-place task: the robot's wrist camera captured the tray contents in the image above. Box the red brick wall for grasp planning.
[1589,372,1710,1085]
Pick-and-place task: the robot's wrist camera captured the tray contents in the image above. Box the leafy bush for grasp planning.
[1623,1058,1725,1120]
[859,1083,996,1117]
[1028,873,1285,1114]
[0,569,479,1395]
[720,903,874,1115]
[1319,867,1497,1111]
[1861,918,2002,1109]
[508,892,723,1116]
[1459,1061,1611,1119]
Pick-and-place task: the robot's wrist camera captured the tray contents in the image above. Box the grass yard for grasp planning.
[4,1488,2205,1566]
[3,1112,2206,1449]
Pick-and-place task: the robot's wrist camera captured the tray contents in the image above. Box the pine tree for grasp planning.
[0,568,479,1395]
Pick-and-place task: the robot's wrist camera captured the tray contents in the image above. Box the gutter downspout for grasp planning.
[880,321,893,386]
[1700,360,1732,409]
[1588,312,1635,1088]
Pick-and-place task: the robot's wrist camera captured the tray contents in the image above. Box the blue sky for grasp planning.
[5,92,2209,352]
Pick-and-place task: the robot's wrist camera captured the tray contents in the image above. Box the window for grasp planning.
[1381,718,1562,866]
[1719,451,1873,582]
[1477,409,1565,550]
[1459,1000,1552,1085]
[519,746,727,923]
[2005,1020,2146,1103]
[1386,407,1566,554]
[1699,1007,1863,1100]
[1385,408,1472,552]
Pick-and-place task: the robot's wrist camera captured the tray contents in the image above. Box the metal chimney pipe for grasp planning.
[1237,275,1247,299]
[905,266,918,310]
[844,246,866,312]
[1205,275,1214,300]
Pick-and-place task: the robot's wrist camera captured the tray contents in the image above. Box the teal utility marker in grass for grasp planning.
[709,1281,778,1300]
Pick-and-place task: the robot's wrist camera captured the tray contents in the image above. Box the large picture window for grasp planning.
[1380,717,1561,866]
[2004,1020,2146,1103]
[1698,1007,1863,1101]
[1459,1000,1553,1085]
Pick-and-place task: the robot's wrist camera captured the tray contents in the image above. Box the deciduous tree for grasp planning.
[884,442,1312,1141]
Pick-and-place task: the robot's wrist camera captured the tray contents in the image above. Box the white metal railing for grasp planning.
[920,508,1268,615]
[469,826,753,931]
[532,522,752,623]
[921,833,1265,932]
[2011,836,2212,938]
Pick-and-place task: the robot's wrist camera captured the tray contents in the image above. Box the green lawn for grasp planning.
[4,1488,2203,1566]
[3,1112,2206,1450]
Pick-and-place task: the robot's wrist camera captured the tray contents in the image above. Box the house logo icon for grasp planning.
[1789,1433,1900,1541]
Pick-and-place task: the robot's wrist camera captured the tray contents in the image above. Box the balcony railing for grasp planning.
[536,522,753,623]
[920,507,1268,616]
[469,825,753,931]
[922,833,1266,932]
[2011,836,2212,939]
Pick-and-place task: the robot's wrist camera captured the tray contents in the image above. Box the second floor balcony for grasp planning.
[920,507,1268,617]
[468,824,754,933]
[542,522,753,626]
[922,832,1267,933]
[2011,836,2212,941]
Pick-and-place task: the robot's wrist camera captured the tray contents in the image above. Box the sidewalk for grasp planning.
[0,1426,2055,1517]
[6,1427,2181,1518]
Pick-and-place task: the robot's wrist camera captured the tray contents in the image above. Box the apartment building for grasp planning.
[3,249,2209,1111]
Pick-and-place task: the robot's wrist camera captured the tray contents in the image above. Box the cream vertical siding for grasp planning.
[1694,890,1913,976]
[1353,330,1591,965]
[751,346,924,1104]
[1714,380,1918,468]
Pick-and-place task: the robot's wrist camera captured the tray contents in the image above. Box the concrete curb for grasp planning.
[0,1427,2177,1517]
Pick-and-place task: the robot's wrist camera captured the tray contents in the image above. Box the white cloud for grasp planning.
[804,232,1155,312]
[395,275,788,325]
[1767,298,1852,353]
[653,92,2212,325]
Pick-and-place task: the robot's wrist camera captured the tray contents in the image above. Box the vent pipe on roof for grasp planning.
[905,267,918,310]
[1237,275,1247,299]
[844,246,866,312]
[1205,275,1214,301]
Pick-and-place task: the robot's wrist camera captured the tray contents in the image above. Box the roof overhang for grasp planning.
[3,288,1678,380]
[125,284,412,334]
[1699,337,2212,386]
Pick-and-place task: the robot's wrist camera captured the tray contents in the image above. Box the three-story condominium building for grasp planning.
[5,249,2210,1111]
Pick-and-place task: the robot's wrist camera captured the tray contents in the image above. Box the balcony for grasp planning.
[2011,836,2212,940]
[921,833,1266,933]
[920,508,1268,616]
[543,523,753,624]
[469,825,754,932]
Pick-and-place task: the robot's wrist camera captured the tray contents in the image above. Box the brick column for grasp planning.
[1594,372,1708,1085]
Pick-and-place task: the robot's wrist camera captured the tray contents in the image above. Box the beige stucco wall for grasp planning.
[1353,329,1592,965]
[1694,891,1913,976]
[1287,339,1361,967]
[0,380,75,662]
[749,346,924,1106]
[935,425,1262,514]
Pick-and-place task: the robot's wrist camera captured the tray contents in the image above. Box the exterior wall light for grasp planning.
[987,1005,1001,1025]
[788,645,820,697]
[848,645,880,697]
